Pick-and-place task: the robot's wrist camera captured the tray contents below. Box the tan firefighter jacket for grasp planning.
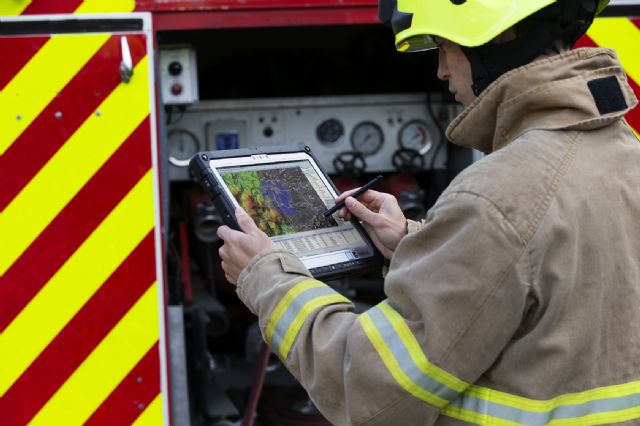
[235,48,640,425]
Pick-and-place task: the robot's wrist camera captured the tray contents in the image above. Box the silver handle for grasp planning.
[119,36,133,83]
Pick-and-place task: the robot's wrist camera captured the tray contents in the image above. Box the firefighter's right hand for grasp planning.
[336,189,406,259]
[217,207,276,284]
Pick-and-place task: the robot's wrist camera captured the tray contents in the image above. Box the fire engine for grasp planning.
[1,1,638,425]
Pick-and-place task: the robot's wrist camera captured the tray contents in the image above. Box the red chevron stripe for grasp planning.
[633,18,640,30]
[0,34,147,211]
[574,35,640,133]
[0,117,151,333]
[0,36,49,91]
[0,233,156,426]
[85,343,161,426]
[624,76,640,133]
[21,0,83,15]
[574,34,598,49]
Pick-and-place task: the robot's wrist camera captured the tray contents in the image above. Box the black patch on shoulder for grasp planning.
[587,76,627,115]
[450,0,467,4]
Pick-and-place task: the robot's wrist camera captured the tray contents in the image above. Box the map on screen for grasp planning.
[220,166,338,237]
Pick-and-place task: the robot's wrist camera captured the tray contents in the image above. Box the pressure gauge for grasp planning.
[168,128,200,167]
[350,121,384,156]
[316,118,344,145]
[398,120,433,155]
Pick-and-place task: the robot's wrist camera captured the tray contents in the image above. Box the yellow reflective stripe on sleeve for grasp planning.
[378,301,467,393]
[550,406,640,426]
[29,283,159,425]
[265,279,350,359]
[0,171,154,396]
[442,380,640,425]
[74,0,135,13]
[587,18,640,85]
[360,300,640,424]
[0,33,109,157]
[442,405,518,426]
[465,379,640,412]
[278,293,350,359]
[0,56,150,276]
[358,312,449,408]
[132,394,164,426]
[265,279,324,343]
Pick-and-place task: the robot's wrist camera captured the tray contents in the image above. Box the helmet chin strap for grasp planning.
[461,22,558,96]
[461,0,597,96]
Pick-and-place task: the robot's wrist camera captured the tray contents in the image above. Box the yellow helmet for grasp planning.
[380,0,610,53]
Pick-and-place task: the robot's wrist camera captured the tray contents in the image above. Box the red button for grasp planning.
[171,83,183,95]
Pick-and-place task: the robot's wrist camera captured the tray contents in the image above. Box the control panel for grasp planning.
[166,93,459,180]
[159,46,199,105]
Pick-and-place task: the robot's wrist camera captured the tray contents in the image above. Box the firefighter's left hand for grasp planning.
[217,207,276,284]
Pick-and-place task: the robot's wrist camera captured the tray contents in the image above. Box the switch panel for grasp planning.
[160,46,199,105]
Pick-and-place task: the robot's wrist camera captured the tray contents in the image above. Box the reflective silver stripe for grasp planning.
[447,389,640,425]
[270,285,347,357]
[366,305,462,404]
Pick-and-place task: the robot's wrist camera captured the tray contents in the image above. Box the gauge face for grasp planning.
[350,121,384,156]
[398,120,433,155]
[168,128,200,167]
[316,118,344,144]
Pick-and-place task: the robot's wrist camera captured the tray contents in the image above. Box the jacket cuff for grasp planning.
[236,248,312,313]
[406,219,425,234]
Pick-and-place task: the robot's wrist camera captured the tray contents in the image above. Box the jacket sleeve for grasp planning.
[236,191,530,426]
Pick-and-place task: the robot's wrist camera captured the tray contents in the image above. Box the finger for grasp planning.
[334,187,361,203]
[217,225,231,241]
[338,206,350,219]
[349,188,383,205]
[345,196,381,225]
[235,207,259,234]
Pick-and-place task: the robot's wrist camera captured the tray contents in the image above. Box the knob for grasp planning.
[168,61,183,76]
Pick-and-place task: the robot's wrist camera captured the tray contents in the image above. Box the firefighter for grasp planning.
[217,0,640,424]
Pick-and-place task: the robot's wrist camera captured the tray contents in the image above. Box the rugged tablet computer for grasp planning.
[189,145,382,280]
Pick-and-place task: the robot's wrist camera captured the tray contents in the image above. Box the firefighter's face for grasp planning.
[436,38,476,107]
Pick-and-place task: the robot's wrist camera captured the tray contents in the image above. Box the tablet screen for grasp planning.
[210,153,375,272]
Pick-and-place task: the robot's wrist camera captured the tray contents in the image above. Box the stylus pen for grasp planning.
[323,175,384,218]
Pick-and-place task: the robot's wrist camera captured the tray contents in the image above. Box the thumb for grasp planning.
[345,197,378,225]
[235,207,258,233]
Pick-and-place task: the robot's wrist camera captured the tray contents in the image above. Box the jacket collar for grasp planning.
[446,48,638,154]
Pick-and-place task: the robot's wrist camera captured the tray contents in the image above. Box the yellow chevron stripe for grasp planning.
[0,0,32,16]
[278,293,350,359]
[132,394,164,426]
[74,0,135,13]
[0,56,150,276]
[0,171,155,397]
[29,283,160,425]
[0,33,109,157]
[587,18,640,86]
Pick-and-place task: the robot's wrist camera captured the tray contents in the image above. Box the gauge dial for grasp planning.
[398,120,433,155]
[168,128,200,167]
[350,121,384,156]
[316,118,344,144]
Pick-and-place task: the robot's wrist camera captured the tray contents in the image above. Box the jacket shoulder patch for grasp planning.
[587,75,627,115]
